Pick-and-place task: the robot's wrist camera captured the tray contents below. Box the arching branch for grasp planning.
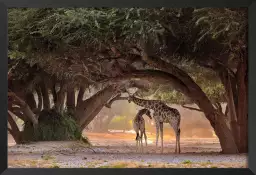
[8,91,38,126]
[100,69,190,96]
[9,106,26,121]
[182,105,203,112]
[105,94,128,108]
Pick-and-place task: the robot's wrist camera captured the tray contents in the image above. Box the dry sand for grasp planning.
[8,132,247,168]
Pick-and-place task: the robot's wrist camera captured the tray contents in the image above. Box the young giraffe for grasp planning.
[128,94,181,154]
[133,108,152,153]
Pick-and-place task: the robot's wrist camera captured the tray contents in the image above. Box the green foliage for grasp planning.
[193,8,247,47]
[153,80,225,105]
[8,7,246,62]
[154,90,187,104]
[23,109,86,142]
[8,8,179,57]
[8,8,245,105]
[182,160,192,164]
[136,60,226,104]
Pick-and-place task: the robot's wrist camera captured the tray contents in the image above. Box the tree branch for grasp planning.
[182,105,203,112]
[77,85,87,106]
[35,86,43,112]
[105,94,128,108]
[99,69,190,96]
[8,110,21,134]
[213,101,223,114]
[225,104,229,117]
[9,106,26,121]
[8,91,38,126]
[8,127,13,133]
[138,42,219,122]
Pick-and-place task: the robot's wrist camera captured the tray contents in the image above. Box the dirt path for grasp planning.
[8,132,247,168]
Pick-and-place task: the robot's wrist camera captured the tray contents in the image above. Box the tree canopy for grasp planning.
[8,7,248,153]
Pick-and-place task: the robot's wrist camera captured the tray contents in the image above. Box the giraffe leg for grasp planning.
[144,130,148,146]
[140,131,143,153]
[159,122,164,154]
[169,122,177,154]
[136,132,139,153]
[174,127,180,154]
[177,128,181,154]
[175,133,178,154]
[155,121,160,151]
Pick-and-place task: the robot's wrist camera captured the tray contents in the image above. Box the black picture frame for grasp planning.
[0,0,255,175]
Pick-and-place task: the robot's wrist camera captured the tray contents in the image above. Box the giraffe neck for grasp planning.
[135,109,145,119]
[135,112,142,121]
[132,96,156,109]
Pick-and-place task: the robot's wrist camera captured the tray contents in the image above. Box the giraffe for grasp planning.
[133,108,152,153]
[128,94,181,154]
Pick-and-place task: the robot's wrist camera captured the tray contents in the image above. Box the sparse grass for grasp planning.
[41,154,55,160]
[200,161,212,166]
[50,163,60,168]
[96,161,246,168]
[111,163,127,168]
[9,159,246,168]
[99,161,137,168]
[211,166,218,168]
[8,159,55,168]
[85,160,104,168]
[67,141,92,151]
[87,165,95,168]
[182,160,192,164]
[99,165,111,168]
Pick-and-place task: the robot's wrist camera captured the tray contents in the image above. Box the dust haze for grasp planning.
[87,100,224,139]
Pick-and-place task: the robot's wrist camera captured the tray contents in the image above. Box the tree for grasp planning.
[8,8,247,153]
[192,8,248,153]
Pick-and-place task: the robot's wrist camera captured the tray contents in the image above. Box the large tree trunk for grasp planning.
[220,71,240,147]
[40,79,50,110]
[77,85,86,106]
[8,111,23,144]
[76,85,117,129]
[236,57,248,153]
[55,83,66,113]
[35,86,43,113]
[66,87,76,113]
[51,82,58,106]
[217,55,248,153]
[25,92,37,111]
[211,113,239,153]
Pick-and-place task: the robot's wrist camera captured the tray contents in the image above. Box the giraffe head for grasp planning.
[128,92,138,103]
[127,94,134,103]
[145,109,152,119]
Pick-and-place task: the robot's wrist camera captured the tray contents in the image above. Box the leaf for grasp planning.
[195,16,209,26]
[197,31,209,42]
[125,12,130,20]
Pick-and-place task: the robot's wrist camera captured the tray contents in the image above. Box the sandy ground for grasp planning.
[8,132,248,168]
